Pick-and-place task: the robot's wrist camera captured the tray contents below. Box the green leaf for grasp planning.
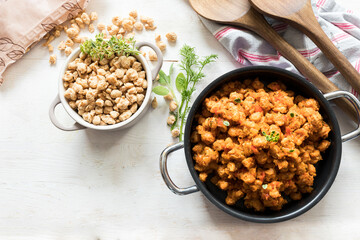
[289,149,294,152]
[158,76,167,86]
[290,112,295,117]
[176,73,186,93]
[234,98,241,103]
[169,63,174,76]
[152,86,169,96]
[159,70,170,85]
[223,120,230,126]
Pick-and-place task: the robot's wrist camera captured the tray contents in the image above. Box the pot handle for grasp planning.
[135,42,163,81]
[324,91,360,142]
[160,142,199,195]
[49,95,86,131]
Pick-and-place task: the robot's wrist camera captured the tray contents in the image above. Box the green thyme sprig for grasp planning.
[80,33,140,60]
[262,131,280,142]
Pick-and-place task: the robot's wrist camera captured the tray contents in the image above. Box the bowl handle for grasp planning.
[135,42,163,81]
[49,95,86,131]
[160,142,199,195]
[324,91,360,142]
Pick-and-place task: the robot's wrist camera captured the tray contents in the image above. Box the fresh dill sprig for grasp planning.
[176,45,217,140]
[152,44,217,141]
[80,33,140,60]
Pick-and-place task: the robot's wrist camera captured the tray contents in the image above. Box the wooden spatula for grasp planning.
[249,0,360,94]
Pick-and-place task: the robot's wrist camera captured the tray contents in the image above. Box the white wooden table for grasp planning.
[1,0,360,239]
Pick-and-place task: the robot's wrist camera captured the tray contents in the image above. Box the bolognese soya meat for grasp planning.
[191,78,331,211]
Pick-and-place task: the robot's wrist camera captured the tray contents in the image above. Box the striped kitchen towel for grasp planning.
[200,0,360,98]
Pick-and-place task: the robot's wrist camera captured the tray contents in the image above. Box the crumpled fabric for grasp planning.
[200,0,360,98]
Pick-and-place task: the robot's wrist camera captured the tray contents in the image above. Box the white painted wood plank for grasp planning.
[0,0,360,239]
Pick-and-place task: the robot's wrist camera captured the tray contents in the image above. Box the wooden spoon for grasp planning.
[189,0,356,119]
[249,0,360,94]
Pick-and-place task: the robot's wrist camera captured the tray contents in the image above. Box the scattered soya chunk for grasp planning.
[166,32,177,42]
[43,9,178,65]
[151,97,158,109]
[49,55,56,65]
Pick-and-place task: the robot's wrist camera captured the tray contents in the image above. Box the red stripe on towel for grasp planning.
[323,69,339,78]
[298,33,350,57]
[355,59,360,72]
[351,88,359,98]
[316,0,326,8]
[272,23,288,32]
[215,27,237,40]
[238,49,281,62]
[214,27,231,39]
[332,22,357,30]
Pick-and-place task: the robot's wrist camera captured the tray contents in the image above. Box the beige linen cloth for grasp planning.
[0,0,89,84]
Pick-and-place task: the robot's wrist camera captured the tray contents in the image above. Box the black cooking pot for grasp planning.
[160,66,360,223]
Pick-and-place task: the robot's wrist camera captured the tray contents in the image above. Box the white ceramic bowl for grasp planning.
[49,42,163,131]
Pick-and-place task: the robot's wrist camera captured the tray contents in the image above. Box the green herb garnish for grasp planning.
[262,184,268,189]
[262,131,280,142]
[223,120,230,126]
[290,112,295,117]
[80,33,140,60]
[152,45,217,141]
[234,98,241,103]
[289,149,295,152]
